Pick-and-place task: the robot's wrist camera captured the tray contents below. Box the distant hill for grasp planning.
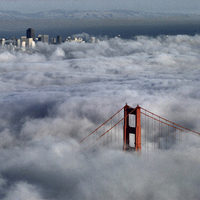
[0,10,199,20]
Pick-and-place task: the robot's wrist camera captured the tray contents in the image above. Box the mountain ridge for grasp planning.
[0,10,199,20]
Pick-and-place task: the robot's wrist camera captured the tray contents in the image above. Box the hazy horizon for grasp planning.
[0,0,200,15]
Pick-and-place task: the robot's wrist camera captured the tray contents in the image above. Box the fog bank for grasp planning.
[0,35,200,199]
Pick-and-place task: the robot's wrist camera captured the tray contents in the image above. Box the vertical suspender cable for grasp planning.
[145,110,147,152]
[111,118,112,145]
[152,114,155,150]
[159,117,161,149]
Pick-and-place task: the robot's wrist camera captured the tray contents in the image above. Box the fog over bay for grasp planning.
[0,35,200,199]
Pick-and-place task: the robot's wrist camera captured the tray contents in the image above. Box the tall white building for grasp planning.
[0,38,5,46]
[21,41,26,51]
[26,38,33,47]
[31,41,36,48]
[17,39,21,47]
[21,36,27,46]
[51,38,56,44]
[38,35,49,43]
[21,36,26,42]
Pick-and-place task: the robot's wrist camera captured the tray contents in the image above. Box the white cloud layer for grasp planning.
[0,35,200,199]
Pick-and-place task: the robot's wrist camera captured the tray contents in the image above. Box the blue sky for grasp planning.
[0,0,200,14]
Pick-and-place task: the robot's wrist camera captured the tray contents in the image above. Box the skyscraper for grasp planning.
[26,28,35,40]
[38,35,49,44]
[57,36,62,44]
[21,36,27,46]
[27,38,33,47]
[51,38,57,44]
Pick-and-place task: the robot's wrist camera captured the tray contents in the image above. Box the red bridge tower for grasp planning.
[123,104,141,151]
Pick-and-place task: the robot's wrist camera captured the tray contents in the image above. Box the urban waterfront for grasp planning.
[1,19,200,52]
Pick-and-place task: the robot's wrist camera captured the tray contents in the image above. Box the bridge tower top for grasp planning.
[123,104,141,151]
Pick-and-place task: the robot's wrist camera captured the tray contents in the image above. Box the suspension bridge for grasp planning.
[80,104,200,152]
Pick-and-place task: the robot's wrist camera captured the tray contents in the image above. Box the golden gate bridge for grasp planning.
[80,104,200,151]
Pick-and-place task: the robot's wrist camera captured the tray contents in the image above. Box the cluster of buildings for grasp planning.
[0,28,99,51]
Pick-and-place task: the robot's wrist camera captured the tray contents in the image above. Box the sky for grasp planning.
[0,35,200,199]
[0,0,200,14]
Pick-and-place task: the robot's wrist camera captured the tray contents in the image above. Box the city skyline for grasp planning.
[0,27,98,52]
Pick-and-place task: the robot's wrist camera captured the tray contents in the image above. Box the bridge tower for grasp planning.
[123,104,141,151]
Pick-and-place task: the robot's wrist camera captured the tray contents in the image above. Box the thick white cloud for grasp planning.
[0,35,200,199]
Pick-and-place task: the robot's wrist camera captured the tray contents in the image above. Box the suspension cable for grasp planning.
[141,111,184,132]
[79,106,124,143]
[83,107,137,149]
[141,107,200,136]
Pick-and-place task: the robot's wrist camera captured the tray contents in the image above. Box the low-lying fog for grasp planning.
[0,35,200,200]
